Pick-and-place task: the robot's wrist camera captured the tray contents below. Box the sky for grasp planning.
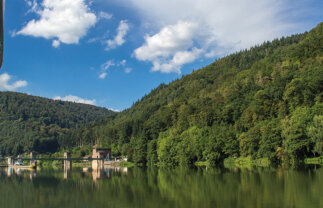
[0,0,322,111]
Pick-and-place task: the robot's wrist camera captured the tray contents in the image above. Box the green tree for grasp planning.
[307,115,323,156]
[282,107,314,160]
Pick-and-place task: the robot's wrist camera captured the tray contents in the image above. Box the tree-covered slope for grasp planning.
[0,92,115,155]
[64,23,323,165]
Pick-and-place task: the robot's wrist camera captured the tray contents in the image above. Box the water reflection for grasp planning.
[0,166,128,181]
[0,166,322,208]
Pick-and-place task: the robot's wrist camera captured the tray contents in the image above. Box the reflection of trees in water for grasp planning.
[0,167,322,208]
[156,167,323,208]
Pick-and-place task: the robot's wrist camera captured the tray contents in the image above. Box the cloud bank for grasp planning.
[18,0,97,47]
[0,73,28,91]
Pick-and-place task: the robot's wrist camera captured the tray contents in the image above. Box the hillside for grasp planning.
[68,23,323,166]
[7,23,322,165]
[0,92,115,155]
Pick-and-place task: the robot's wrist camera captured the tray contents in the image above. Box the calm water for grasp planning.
[0,165,322,208]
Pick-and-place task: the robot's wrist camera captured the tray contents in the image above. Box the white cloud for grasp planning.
[127,0,303,73]
[101,59,127,71]
[9,30,17,38]
[0,73,28,91]
[108,108,120,112]
[120,59,126,66]
[124,68,132,73]
[106,20,129,50]
[134,21,201,73]
[53,95,96,105]
[101,60,115,71]
[52,40,60,48]
[25,0,39,13]
[18,0,97,47]
[98,60,113,79]
[99,72,107,79]
[98,59,130,78]
[99,11,112,20]
[153,48,202,73]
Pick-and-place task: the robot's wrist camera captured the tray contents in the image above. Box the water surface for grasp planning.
[0,166,322,208]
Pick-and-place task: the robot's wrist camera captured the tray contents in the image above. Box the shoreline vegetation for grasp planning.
[27,154,323,170]
[196,156,323,168]
[3,150,322,169]
[304,156,323,165]
[224,157,271,167]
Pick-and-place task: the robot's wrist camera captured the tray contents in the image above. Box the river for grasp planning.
[0,165,322,208]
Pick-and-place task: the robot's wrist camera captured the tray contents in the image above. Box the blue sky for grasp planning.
[0,0,322,111]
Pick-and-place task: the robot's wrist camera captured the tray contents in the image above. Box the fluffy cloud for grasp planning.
[18,0,97,47]
[152,48,202,73]
[0,73,28,91]
[134,21,201,73]
[128,0,302,73]
[106,20,129,50]
[53,95,96,105]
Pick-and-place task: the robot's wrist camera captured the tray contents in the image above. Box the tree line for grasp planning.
[0,92,114,155]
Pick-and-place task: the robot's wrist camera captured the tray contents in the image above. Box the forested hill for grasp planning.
[0,92,115,155]
[68,23,323,166]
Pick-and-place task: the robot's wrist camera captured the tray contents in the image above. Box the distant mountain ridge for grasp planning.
[68,23,323,166]
[0,91,115,155]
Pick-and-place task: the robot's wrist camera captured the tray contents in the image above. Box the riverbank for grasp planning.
[224,157,271,167]
[118,161,135,168]
[195,157,272,168]
[304,156,323,165]
[195,161,210,166]
[223,156,323,167]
